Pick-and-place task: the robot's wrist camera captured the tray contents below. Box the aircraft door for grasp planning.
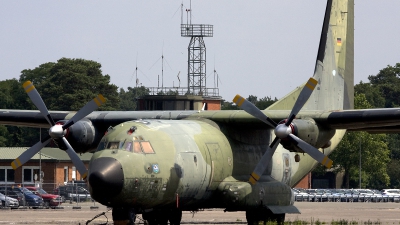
[282,153,291,185]
[205,143,224,189]
[176,152,207,199]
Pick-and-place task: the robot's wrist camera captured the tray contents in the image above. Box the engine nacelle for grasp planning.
[57,119,100,153]
[280,118,335,152]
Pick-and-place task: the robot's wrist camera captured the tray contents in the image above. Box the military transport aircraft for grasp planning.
[1,0,400,224]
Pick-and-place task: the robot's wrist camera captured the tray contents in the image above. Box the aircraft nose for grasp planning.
[88,157,124,199]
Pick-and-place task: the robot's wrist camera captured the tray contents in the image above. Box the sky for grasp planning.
[1,1,399,102]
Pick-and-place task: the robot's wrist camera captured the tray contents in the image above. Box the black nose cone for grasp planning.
[88,157,124,201]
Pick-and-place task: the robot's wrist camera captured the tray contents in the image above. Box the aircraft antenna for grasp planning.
[181,2,183,25]
[177,71,181,88]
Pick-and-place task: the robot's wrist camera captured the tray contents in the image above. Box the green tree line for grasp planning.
[0,58,150,147]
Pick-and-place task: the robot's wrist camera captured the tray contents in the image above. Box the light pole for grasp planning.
[359,136,362,189]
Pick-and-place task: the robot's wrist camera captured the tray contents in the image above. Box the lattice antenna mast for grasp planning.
[181,2,213,96]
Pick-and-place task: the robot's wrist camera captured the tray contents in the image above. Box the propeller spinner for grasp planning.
[233,77,333,185]
[11,81,106,180]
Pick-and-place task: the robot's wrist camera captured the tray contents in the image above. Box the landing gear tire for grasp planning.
[168,209,182,225]
[246,208,285,225]
[142,210,170,225]
[112,207,136,225]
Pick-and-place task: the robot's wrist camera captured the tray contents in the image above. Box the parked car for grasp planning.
[25,186,63,207]
[54,185,91,202]
[292,188,312,201]
[67,180,88,190]
[356,189,384,202]
[381,189,400,196]
[0,192,19,208]
[11,187,44,208]
[306,189,329,202]
[0,186,25,206]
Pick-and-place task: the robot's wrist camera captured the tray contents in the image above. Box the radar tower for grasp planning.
[181,3,213,96]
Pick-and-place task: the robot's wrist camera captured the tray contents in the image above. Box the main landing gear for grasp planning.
[142,209,182,225]
[246,208,285,225]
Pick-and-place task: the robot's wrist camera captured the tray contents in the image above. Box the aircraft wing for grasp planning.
[0,109,202,128]
[1,108,400,133]
[315,108,400,133]
[190,108,400,133]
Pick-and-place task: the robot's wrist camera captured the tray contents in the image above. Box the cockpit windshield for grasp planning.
[96,139,155,154]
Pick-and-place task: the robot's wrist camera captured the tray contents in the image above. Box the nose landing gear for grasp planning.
[112,207,136,225]
[142,209,182,225]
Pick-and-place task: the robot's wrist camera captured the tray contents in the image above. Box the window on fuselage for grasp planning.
[141,141,155,154]
[96,141,106,151]
[107,142,119,149]
[128,140,155,154]
[133,142,142,153]
[124,142,133,152]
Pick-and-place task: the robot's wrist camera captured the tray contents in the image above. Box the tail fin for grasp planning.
[267,0,354,111]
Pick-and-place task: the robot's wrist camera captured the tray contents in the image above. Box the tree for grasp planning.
[358,63,400,108]
[2,58,121,147]
[119,86,150,111]
[354,81,385,108]
[0,79,40,147]
[221,100,239,110]
[19,58,120,111]
[256,96,278,110]
[221,95,277,110]
[329,93,390,189]
[354,63,400,188]
[387,159,400,188]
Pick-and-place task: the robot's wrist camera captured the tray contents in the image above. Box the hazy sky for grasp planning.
[1,1,399,102]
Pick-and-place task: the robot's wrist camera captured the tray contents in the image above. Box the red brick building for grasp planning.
[0,147,91,193]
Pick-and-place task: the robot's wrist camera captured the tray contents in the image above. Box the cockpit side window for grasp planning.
[107,142,120,149]
[96,141,106,152]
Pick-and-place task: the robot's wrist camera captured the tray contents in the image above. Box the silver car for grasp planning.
[0,192,19,208]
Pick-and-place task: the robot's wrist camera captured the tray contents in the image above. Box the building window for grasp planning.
[64,166,68,183]
[0,167,15,183]
[22,166,40,184]
[72,166,76,181]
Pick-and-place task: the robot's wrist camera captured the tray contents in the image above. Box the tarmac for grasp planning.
[0,201,400,224]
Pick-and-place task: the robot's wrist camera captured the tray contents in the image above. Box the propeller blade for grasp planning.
[11,136,52,170]
[285,78,318,126]
[288,134,333,168]
[233,94,277,128]
[62,137,88,180]
[249,137,281,185]
[62,94,106,130]
[23,81,55,126]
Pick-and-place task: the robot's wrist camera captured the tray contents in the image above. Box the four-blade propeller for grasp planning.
[233,77,333,185]
[11,81,106,180]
